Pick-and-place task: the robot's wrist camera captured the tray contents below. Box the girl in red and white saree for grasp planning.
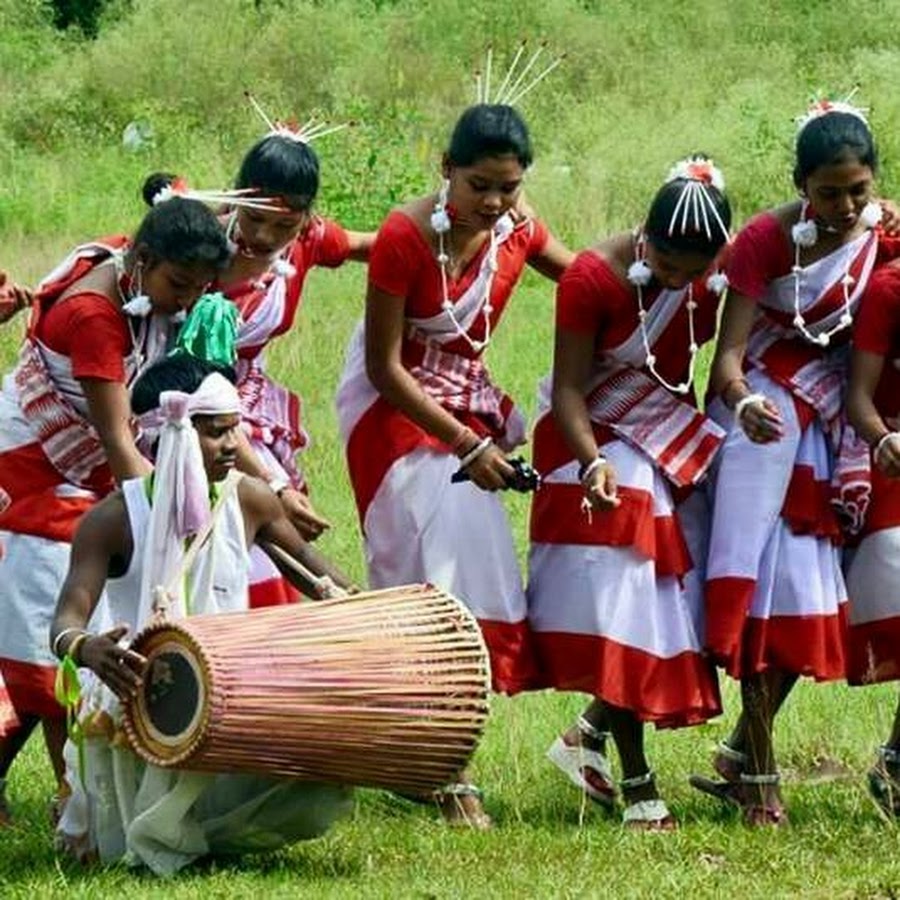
[213,106,373,607]
[844,260,900,816]
[528,156,731,830]
[0,177,231,823]
[336,101,572,826]
[696,99,900,825]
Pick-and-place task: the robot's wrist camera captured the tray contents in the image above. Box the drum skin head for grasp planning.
[123,627,211,766]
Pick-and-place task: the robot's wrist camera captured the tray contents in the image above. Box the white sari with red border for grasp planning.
[336,215,535,694]
[527,283,723,728]
[705,228,878,680]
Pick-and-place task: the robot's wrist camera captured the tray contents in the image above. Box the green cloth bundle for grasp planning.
[173,292,239,366]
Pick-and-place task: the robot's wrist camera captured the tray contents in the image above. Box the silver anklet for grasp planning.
[620,770,655,790]
[716,740,747,764]
[739,772,780,785]
[577,715,610,743]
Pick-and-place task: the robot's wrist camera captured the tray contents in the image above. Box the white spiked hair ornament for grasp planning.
[795,87,870,137]
[245,90,352,145]
[150,176,282,212]
[473,40,565,107]
[664,155,730,244]
[624,155,731,397]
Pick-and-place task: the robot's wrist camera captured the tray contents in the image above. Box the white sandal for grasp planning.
[546,717,616,808]
[620,771,677,831]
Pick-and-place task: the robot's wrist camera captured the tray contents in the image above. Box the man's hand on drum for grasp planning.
[80,624,147,699]
[279,488,331,541]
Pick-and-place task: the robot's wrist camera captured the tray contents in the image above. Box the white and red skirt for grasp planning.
[527,417,721,728]
[845,466,900,684]
[705,370,847,681]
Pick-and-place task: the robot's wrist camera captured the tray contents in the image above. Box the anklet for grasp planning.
[577,715,611,743]
[740,772,780,785]
[620,770,655,790]
[717,740,747,764]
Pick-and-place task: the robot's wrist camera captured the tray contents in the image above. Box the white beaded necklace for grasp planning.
[626,233,699,396]
[225,212,297,290]
[110,250,151,372]
[790,198,881,348]
[432,199,501,354]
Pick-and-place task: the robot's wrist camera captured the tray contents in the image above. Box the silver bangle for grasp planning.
[579,455,608,487]
[267,476,291,496]
[875,432,899,461]
[734,392,766,424]
[459,436,493,470]
[51,626,87,660]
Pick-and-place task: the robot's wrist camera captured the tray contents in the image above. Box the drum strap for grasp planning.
[151,469,243,617]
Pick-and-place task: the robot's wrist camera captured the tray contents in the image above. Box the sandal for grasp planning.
[620,771,677,831]
[713,740,747,782]
[868,745,900,818]
[689,741,746,806]
[688,774,744,806]
[434,783,493,830]
[738,773,788,828]
[546,716,616,809]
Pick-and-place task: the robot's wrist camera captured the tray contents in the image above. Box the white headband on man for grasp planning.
[154,372,241,542]
[137,371,241,625]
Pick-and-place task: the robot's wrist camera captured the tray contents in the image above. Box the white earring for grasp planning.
[122,261,152,318]
[430,177,451,234]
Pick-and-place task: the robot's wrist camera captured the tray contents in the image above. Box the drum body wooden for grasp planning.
[122,585,490,793]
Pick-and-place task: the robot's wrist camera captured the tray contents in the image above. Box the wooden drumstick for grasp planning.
[259,541,348,600]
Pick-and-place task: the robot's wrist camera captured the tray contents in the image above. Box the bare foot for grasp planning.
[436,785,492,830]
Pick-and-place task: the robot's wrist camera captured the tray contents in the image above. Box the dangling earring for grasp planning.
[122,260,152,318]
[431,177,451,234]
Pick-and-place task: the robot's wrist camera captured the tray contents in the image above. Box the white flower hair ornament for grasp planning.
[664,155,730,243]
[245,91,353,145]
[795,88,870,137]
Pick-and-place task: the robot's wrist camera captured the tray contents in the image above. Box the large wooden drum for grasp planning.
[121,584,491,793]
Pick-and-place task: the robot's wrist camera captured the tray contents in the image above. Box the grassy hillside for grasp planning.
[4,2,900,897]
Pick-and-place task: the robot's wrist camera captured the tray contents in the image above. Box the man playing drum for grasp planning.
[49,352,355,874]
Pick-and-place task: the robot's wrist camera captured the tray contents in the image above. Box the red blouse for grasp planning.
[556,249,720,388]
[727,211,900,300]
[854,262,900,418]
[369,210,549,357]
[221,217,351,359]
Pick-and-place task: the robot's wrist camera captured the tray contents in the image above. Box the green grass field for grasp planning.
[5,1,900,896]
